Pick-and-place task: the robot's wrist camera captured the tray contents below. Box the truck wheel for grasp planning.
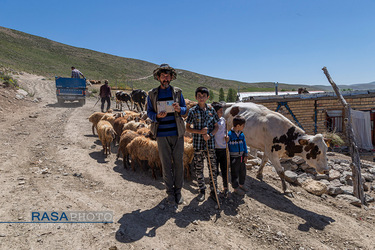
[79,99,86,106]
[57,98,64,105]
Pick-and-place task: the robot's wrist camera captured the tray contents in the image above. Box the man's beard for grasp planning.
[161,81,170,88]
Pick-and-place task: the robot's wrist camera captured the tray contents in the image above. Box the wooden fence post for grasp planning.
[322,67,365,205]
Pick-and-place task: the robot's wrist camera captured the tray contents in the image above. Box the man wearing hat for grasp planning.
[99,80,112,112]
[147,64,187,205]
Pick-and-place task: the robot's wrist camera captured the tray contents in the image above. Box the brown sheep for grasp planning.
[182,99,198,118]
[122,110,141,120]
[88,110,113,135]
[117,130,141,168]
[136,127,152,137]
[88,112,105,135]
[183,140,194,180]
[122,120,146,132]
[126,136,162,179]
[113,116,128,144]
[100,112,118,127]
[97,120,116,155]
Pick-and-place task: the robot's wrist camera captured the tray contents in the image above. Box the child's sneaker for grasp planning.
[197,191,205,202]
[222,189,229,198]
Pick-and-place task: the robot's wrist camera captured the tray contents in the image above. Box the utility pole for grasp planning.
[275,82,279,95]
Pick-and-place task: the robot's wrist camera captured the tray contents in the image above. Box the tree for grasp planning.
[219,88,225,101]
[226,88,237,102]
[209,90,214,102]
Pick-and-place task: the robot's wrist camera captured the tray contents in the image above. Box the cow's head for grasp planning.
[298,134,330,174]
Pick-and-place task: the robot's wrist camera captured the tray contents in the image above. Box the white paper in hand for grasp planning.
[157,100,175,113]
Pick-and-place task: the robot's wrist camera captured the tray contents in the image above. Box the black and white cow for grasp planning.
[224,102,330,194]
[131,89,147,112]
[115,91,132,110]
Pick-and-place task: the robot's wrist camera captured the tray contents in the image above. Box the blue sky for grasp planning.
[2,0,374,85]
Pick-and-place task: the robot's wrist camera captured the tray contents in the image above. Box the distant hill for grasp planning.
[315,82,375,91]
[0,26,347,100]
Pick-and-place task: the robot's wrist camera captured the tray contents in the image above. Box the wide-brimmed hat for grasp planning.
[153,64,177,81]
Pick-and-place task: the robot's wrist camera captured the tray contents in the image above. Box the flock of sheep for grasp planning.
[88,106,196,180]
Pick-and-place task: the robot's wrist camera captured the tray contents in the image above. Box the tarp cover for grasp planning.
[351,109,373,150]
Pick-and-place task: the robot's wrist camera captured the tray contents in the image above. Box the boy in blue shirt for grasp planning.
[227,115,248,196]
[186,87,219,202]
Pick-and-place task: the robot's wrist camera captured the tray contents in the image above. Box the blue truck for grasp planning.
[55,77,87,105]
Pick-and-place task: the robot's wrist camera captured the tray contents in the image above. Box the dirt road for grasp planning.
[0,73,375,249]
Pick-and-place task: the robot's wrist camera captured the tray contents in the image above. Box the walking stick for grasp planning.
[225,120,230,196]
[93,96,100,108]
[206,142,220,209]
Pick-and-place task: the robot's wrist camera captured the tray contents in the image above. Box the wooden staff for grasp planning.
[206,143,220,209]
[322,67,365,205]
[225,119,230,195]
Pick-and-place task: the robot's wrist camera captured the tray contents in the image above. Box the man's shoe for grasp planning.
[166,195,175,204]
[175,193,184,205]
[197,192,205,202]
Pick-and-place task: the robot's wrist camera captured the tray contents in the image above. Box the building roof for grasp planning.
[241,90,375,103]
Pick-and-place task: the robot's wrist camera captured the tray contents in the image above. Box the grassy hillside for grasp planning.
[0,26,323,100]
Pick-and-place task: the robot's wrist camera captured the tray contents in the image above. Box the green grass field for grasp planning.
[0,26,321,101]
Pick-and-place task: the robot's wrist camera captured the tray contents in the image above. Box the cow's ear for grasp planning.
[298,139,309,145]
[324,138,332,145]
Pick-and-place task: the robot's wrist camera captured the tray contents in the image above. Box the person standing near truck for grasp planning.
[99,80,111,112]
[71,66,85,79]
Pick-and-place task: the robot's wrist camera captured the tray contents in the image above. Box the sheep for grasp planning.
[113,116,128,144]
[183,138,194,180]
[122,120,146,132]
[88,111,105,135]
[122,110,141,121]
[89,80,101,85]
[183,99,198,118]
[97,120,116,155]
[126,136,162,179]
[100,112,118,127]
[117,130,141,168]
[136,127,152,137]
[88,110,114,135]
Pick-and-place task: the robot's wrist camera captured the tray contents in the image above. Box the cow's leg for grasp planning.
[256,154,268,181]
[92,125,96,135]
[125,102,130,111]
[268,155,292,195]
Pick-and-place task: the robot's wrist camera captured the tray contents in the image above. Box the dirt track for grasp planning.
[0,73,375,249]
